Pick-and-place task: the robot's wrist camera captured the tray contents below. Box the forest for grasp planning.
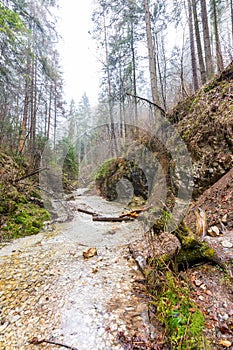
[0,0,232,160]
[0,0,233,349]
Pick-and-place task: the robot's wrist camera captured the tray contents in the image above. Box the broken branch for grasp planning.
[29,337,78,349]
[15,167,48,183]
[93,216,134,222]
[77,207,98,216]
[119,205,152,218]
[126,92,166,115]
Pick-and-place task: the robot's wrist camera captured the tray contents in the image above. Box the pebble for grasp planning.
[221,240,233,248]
[195,279,202,287]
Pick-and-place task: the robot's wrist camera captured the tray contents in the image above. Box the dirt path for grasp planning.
[0,194,154,350]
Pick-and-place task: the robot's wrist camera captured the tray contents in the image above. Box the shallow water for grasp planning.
[0,194,153,350]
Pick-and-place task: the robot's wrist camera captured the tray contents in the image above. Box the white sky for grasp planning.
[56,0,100,107]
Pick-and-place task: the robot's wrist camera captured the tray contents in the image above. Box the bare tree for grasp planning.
[192,0,207,84]
[187,0,199,90]
[211,0,224,73]
[143,0,160,106]
[200,0,214,79]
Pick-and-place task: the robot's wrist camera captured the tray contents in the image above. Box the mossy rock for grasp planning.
[1,203,50,240]
[96,158,148,201]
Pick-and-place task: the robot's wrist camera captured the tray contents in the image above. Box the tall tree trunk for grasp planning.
[130,24,138,124]
[155,33,167,110]
[128,0,138,125]
[144,0,159,106]
[231,0,233,46]
[187,0,199,90]
[180,35,188,98]
[212,0,224,73]
[103,14,117,156]
[46,86,52,140]
[200,0,214,80]
[53,83,57,149]
[192,0,207,84]
[18,52,31,153]
[29,56,37,155]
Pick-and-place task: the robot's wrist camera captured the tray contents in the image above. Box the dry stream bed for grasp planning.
[0,194,154,350]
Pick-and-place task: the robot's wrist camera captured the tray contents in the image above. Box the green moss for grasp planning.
[203,83,216,93]
[189,97,200,112]
[148,261,206,349]
[181,129,190,140]
[1,203,50,240]
[29,190,41,199]
[95,158,115,181]
[173,225,215,266]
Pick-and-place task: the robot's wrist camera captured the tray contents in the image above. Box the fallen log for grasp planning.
[93,216,134,222]
[77,207,98,216]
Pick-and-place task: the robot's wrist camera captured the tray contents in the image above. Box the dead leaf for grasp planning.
[188,307,196,313]
[205,322,213,329]
[205,289,212,295]
[219,339,232,347]
[83,247,97,259]
[219,324,230,334]
[29,337,39,344]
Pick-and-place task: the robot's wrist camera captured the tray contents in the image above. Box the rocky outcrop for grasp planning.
[169,62,233,198]
[95,157,148,202]
[184,168,233,232]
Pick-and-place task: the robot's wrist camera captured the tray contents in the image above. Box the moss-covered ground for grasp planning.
[0,152,50,241]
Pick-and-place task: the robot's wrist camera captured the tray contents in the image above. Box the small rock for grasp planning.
[222,214,228,224]
[194,279,202,287]
[222,313,229,321]
[221,240,233,248]
[208,226,220,237]
[200,284,206,290]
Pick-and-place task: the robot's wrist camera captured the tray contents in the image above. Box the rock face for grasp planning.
[169,62,233,198]
[95,158,148,202]
[184,168,233,232]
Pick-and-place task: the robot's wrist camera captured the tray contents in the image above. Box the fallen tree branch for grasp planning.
[29,337,78,349]
[93,216,134,222]
[14,167,48,183]
[77,207,98,216]
[119,205,152,218]
[126,92,166,115]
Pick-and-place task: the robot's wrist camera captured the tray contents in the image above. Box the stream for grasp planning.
[0,192,154,350]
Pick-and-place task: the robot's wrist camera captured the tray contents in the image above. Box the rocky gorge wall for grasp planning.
[170,62,233,198]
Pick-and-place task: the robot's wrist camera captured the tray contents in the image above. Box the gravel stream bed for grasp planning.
[0,194,154,350]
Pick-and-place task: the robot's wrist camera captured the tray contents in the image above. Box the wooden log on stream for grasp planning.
[77,204,152,222]
[77,207,98,216]
[77,202,233,277]
[92,216,134,222]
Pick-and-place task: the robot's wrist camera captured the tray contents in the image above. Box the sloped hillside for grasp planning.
[169,61,233,198]
[185,168,233,232]
[0,153,49,241]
